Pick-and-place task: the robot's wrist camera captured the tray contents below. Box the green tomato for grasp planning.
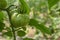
[11,13,30,28]
[0,0,7,9]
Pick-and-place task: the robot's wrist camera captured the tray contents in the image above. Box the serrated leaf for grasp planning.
[23,38,34,40]
[17,30,26,37]
[29,19,52,35]
[48,0,59,9]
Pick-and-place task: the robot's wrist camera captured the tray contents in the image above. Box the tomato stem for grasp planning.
[0,5,16,40]
[6,9,16,40]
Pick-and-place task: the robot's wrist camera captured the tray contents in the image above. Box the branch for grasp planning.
[7,5,18,10]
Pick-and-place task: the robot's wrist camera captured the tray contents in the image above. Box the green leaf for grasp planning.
[17,30,26,37]
[48,0,59,9]
[0,11,4,22]
[19,0,30,14]
[3,31,12,37]
[29,19,38,26]
[23,38,34,40]
[37,24,52,35]
[29,19,52,35]
[0,22,5,32]
[0,11,5,32]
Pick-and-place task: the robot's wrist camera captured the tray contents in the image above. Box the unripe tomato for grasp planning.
[0,0,7,9]
[11,13,30,28]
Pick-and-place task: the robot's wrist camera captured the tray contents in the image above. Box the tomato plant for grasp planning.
[0,0,60,40]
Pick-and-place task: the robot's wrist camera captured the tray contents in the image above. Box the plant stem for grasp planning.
[6,9,16,40]
[0,5,17,40]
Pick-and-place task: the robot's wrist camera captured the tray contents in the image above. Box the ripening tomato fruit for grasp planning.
[11,13,30,28]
